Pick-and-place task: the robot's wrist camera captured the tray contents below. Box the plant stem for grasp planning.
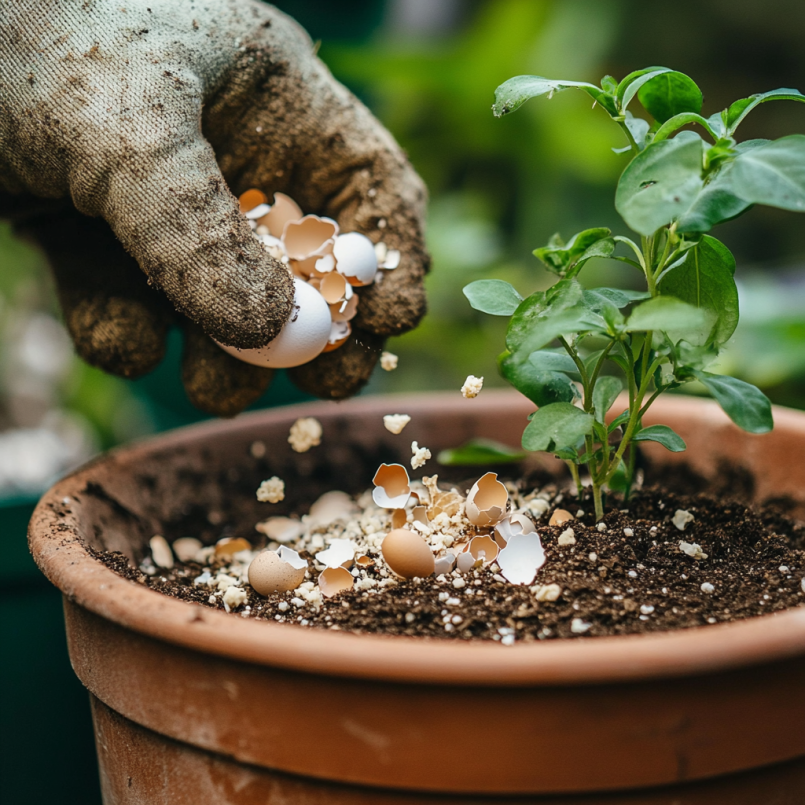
[593,482,604,521]
[566,460,583,498]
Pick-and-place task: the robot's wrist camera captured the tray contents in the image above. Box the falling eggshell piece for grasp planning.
[255,517,304,544]
[172,537,202,563]
[150,535,174,569]
[497,533,547,586]
[283,215,337,261]
[258,192,303,238]
[334,232,378,286]
[239,188,268,213]
[549,509,574,526]
[469,535,499,565]
[248,549,307,595]
[372,463,412,509]
[217,278,331,368]
[391,508,408,530]
[465,472,508,527]
[319,566,355,598]
[215,537,251,559]
[308,490,358,527]
[381,528,435,579]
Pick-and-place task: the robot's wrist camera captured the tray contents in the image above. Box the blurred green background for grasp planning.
[3,1,805,801]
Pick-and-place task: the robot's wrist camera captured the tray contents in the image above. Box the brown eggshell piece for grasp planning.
[215,537,251,558]
[549,509,574,526]
[258,192,303,238]
[465,472,508,527]
[283,215,337,260]
[248,551,305,595]
[318,566,355,598]
[469,535,499,565]
[391,508,408,530]
[238,188,267,213]
[381,528,435,580]
[356,555,374,568]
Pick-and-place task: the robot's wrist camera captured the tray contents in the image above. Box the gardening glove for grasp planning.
[0,0,429,417]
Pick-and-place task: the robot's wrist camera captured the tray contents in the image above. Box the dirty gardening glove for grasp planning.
[0,0,428,417]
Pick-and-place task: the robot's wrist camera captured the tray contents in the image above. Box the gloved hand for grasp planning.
[0,0,428,417]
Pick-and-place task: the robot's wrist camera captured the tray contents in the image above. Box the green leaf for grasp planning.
[608,409,630,432]
[593,376,623,423]
[632,424,686,452]
[653,112,724,143]
[617,67,671,111]
[658,235,738,346]
[692,371,773,433]
[624,112,650,151]
[500,352,576,407]
[533,228,614,277]
[637,71,703,123]
[463,280,523,316]
[675,160,751,232]
[625,296,710,333]
[584,288,651,309]
[726,88,805,134]
[729,135,805,213]
[615,133,705,236]
[528,350,580,375]
[492,75,616,118]
[521,403,595,453]
[437,438,526,466]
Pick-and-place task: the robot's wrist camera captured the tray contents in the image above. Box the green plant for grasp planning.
[465,67,805,519]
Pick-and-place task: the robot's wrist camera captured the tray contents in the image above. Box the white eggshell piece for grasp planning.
[308,490,358,527]
[456,551,476,573]
[172,537,202,563]
[433,553,456,576]
[316,538,357,569]
[277,545,307,570]
[497,533,546,586]
[255,517,304,544]
[334,232,378,286]
[217,278,331,369]
[495,512,537,546]
[150,535,174,569]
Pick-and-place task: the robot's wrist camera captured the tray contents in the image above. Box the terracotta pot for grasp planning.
[28,391,805,803]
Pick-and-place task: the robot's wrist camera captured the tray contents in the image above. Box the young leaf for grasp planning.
[500,353,577,407]
[729,135,805,212]
[658,235,739,345]
[521,403,595,453]
[617,67,671,111]
[492,76,616,118]
[593,376,624,423]
[692,371,773,433]
[653,112,724,143]
[528,350,581,375]
[584,288,651,309]
[726,88,805,134]
[608,409,630,433]
[615,133,705,236]
[675,159,752,233]
[632,424,686,452]
[533,228,614,277]
[464,280,523,316]
[624,112,650,151]
[437,438,526,466]
[637,71,703,123]
[625,296,710,333]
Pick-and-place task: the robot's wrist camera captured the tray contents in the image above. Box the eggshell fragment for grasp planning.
[150,535,174,569]
[495,512,537,547]
[319,566,354,598]
[322,320,351,353]
[258,192,303,238]
[375,241,401,270]
[391,508,408,530]
[255,517,303,544]
[433,553,456,575]
[319,271,352,304]
[381,528,435,579]
[238,188,268,213]
[456,550,476,573]
[465,472,508,527]
[284,215,337,261]
[248,549,307,595]
[469,535,499,565]
[497,533,547,586]
[308,490,358,527]
[356,555,374,568]
[372,464,411,509]
[549,509,574,526]
[316,538,356,569]
[422,475,465,518]
[172,537,202,563]
[333,232,378,286]
[218,278,331,368]
[329,295,359,323]
[215,537,251,559]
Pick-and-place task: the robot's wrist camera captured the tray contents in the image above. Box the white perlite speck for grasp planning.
[531,583,562,602]
[679,541,708,560]
[411,441,432,470]
[801,578,805,594]
[673,509,695,531]
[640,604,655,615]
[149,535,174,569]
[570,618,591,634]
[596,522,608,533]
[461,375,484,398]
[557,528,576,546]
[380,351,398,371]
[222,586,247,610]
[257,477,285,503]
[623,527,634,537]
[383,414,411,434]
[287,417,322,453]
[701,582,715,594]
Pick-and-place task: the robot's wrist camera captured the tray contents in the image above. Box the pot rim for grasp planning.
[29,391,805,687]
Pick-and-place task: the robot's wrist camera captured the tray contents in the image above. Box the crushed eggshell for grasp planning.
[150,535,174,570]
[257,477,285,504]
[456,551,476,573]
[333,232,378,286]
[497,533,546,585]
[255,517,304,544]
[238,188,268,213]
[259,192,303,238]
[465,472,508,527]
[433,553,456,575]
[172,537,202,563]
[356,555,374,568]
[383,414,411,435]
[381,528,435,579]
[391,508,408,529]
[494,512,537,547]
[468,535,499,565]
[283,215,337,261]
[316,538,357,569]
[411,441,432,470]
[549,509,574,526]
[461,375,484,399]
[380,351,398,371]
[288,417,323,453]
[673,509,695,531]
[372,464,412,509]
[248,548,307,595]
[319,566,355,598]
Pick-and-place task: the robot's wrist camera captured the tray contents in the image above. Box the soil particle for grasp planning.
[93,484,805,643]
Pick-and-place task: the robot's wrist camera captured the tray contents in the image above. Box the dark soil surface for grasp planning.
[94,483,805,643]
